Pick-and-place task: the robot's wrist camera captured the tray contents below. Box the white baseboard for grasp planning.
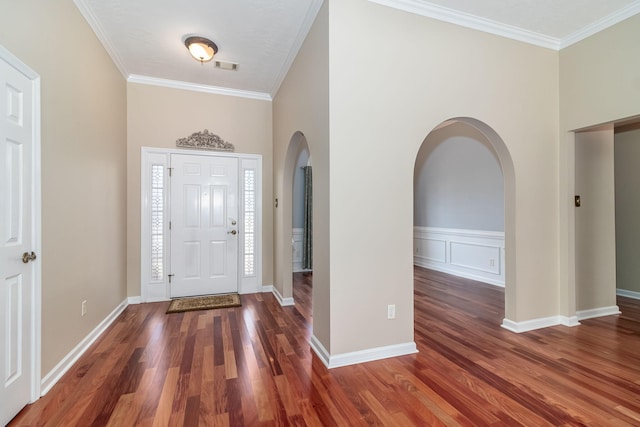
[261,285,273,293]
[501,315,580,333]
[576,305,621,320]
[128,296,141,304]
[310,335,418,369]
[272,286,294,306]
[40,298,128,395]
[309,335,330,367]
[502,308,621,332]
[617,288,640,300]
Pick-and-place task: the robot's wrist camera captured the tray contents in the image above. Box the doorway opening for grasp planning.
[413,117,515,326]
[283,131,313,312]
[573,116,640,321]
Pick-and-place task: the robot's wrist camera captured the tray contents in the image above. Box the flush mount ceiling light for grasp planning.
[184,36,218,63]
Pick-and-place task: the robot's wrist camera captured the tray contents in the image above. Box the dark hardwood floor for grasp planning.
[10,268,640,426]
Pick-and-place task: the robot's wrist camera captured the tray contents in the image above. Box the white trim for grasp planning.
[310,336,418,369]
[616,288,640,300]
[128,75,272,101]
[40,299,128,396]
[261,285,274,293]
[270,0,324,96]
[272,286,295,306]
[0,44,43,403]
[576,306,621,321]
[368,0,640,51]
[73,0,129,78]
[501,315,580,333]
[415,226,504,239]
[127,296,142,305]
[368,0,559,50]
[309,335,331,367]
[560,2,640,49]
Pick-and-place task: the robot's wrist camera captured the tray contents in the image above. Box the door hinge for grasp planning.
[169,221,172,230]
[168,167,173,177]
[168,274,175,283]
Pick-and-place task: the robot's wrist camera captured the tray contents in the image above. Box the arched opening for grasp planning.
[282,131,313,311]
[413,117,516,325]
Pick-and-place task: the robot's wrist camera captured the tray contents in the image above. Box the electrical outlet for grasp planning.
[387,304,396,319]
[81,300,87,317]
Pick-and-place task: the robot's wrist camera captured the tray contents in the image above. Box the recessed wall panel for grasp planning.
[423,238,446,263]
[5,140,23,245]
[183,241,201,279]
[183,185,201,228]
[209,241,226,277]
[183,163,201,176]
[450,241,501,274]
[210,185,226,228]
[5,83,23,126]
[210,166,226,177]
[4,275,22,386]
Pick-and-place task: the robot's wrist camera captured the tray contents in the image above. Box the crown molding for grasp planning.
[369,0,640,51]
[369,0,560,50]
[560,1,640,49]
[127,75,272,101]
[73,0,129,78]
[270,0,324,97]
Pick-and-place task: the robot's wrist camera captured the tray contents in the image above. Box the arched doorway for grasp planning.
[413,117,516,324]
[280,131,313,307]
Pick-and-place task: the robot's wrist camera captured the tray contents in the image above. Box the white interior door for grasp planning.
[170,154,239,297]
[0,49,37,426]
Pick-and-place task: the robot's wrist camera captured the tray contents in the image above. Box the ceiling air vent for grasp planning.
[215,60,238,71]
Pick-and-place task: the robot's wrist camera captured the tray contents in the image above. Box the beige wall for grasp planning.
[559,14,640,316]
[0,1,127,374]
[126,83,273,296]
[273,3,330,347]
[615,129,640,293]
[575,129,616,311]
[560,15,640,131]
[326,0,559,354]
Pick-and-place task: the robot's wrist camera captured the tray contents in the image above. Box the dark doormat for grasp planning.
[166,293,241,314]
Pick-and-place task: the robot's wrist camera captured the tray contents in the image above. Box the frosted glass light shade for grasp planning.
[184,37,218,63]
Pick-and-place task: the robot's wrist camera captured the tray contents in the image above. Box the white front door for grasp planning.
[170,154,239,297]
[0,49,38,426]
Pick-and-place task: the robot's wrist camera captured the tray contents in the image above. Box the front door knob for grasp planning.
[227,230,237,235]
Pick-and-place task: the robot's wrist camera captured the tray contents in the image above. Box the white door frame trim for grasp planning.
[0,44,42,402]
[140,147,263,301]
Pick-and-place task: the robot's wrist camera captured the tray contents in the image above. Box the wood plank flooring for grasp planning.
[10,268,640,426]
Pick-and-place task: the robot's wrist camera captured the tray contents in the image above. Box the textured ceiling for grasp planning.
[75,0,640,99]
[77,0,322,99]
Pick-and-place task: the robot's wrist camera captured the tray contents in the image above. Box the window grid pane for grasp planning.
[243,169,256,277]
[151,164,164,281]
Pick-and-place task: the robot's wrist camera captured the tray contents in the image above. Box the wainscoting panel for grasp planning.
[414,226,505,287]
[292,228,304,272]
